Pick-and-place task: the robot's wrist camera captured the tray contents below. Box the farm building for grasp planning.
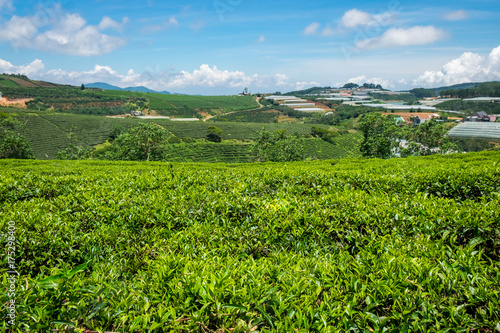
[295,108,324,112]
[267,96,298,101]
[283,103,316,107]
[447,122,500,140]
[381,113,441,125]
[464,111,495,122]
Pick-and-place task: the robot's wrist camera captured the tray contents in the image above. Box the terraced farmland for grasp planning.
[16,114,75,159]
[12,112,336,159]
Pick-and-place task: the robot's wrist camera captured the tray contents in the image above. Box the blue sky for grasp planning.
[0,0,499,94]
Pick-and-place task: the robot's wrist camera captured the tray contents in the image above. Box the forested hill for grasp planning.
[439,81,500,98]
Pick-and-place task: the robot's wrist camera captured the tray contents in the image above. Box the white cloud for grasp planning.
[304,22,320,36]
[257,35,266,43]
[0,58,44,76]
[340,8,395,29]
[443,10,468,21]
[341,9,373,28]
[412,45,500,87]
[98,16,130,32]
[355,26,446,50]
[0,16,38,42]
[345,75,393,89]
[0,11,127,56]
[295,81,321,90]
[0,60,294,93]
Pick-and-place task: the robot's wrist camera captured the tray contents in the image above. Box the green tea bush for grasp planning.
[0,152,499,332]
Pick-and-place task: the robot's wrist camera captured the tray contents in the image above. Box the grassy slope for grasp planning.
[0,152,499,332]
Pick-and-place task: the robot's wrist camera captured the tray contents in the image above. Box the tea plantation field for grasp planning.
[11,112,337,160]
[1,152,499,332]
[100,91,259,116]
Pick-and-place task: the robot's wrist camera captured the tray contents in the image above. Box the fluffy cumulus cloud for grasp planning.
[443,10,468,21]
[412,45,500,87]
[0,9,128,56]
[341,9,374,28]
[355,26,446,50]
[0,59,298,93]
[0,58,44,76]
[306,8,396,38]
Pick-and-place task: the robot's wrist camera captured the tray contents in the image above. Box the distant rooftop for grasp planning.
[295,108,324,112]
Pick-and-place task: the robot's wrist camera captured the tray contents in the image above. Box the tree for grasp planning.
[410,88,435,98]
[0,117,35,159]
[206,126,223,143]
[253,129,304,162]
[57,143,93,160]
[404,119,458,156]
[343,83,359,89]
[106,123,172,161]
[81,84,85,90]
[358,113,401,159]
[310,126,340,144]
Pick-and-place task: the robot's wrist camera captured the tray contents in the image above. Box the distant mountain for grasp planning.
[85,82,171,94]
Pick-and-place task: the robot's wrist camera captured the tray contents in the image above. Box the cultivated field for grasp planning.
[101,91,260,116]
[12,112,345,160]
[1,152,499,332]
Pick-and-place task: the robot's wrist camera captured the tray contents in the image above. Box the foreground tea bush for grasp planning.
[1,152,499,332]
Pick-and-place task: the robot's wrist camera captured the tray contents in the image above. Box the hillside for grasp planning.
[7,110,360,160]
[0,74,69,89]
[1,152,499,332]
[2,75,364,162]
[0,76,259,118]
[439,81,500,98]
[431,82,483,95]
[85,82,172,94]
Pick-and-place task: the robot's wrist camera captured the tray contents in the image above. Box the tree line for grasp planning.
[440,82,500,98]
